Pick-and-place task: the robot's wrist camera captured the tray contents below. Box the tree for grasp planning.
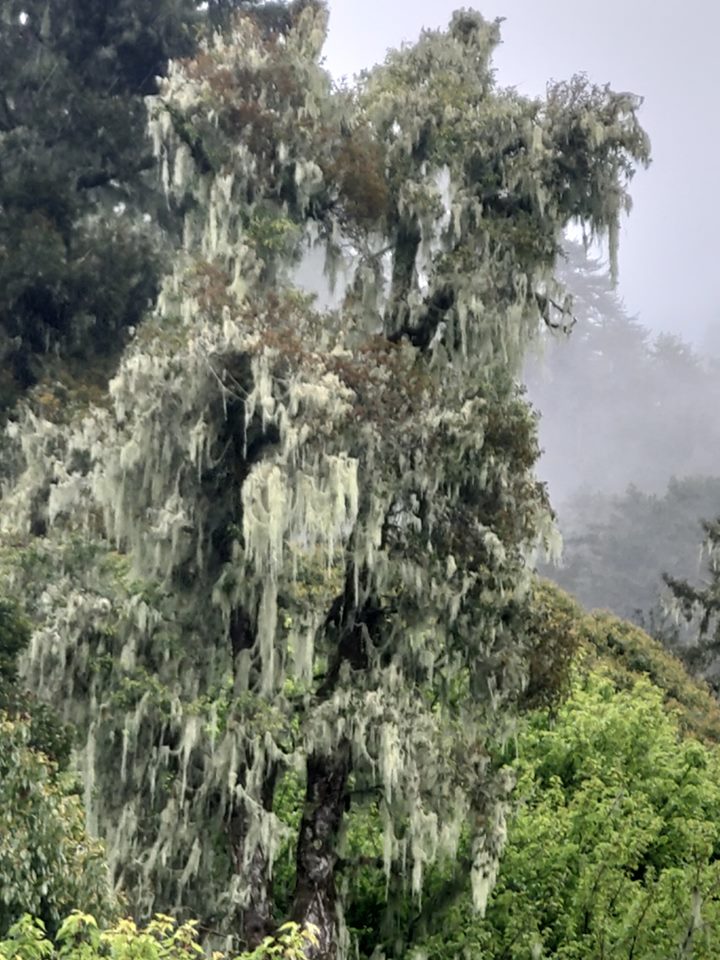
[543,476,720,625]
[0,596,112,937]
[0,0,200,412]
[665,516,720,689]
[0,6,649,958]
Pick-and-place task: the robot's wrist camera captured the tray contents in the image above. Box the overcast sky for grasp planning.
[324,1,719,346]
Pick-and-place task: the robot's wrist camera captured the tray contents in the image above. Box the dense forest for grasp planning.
[3,3,720,959]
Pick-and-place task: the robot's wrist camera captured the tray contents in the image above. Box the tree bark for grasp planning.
[291,744,351,959]
[226,603,277,947]
[227,760,278,948]
[386,216,421,336]
[292,565,384,956]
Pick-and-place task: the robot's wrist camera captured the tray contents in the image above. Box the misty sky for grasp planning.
[324,1,720,346]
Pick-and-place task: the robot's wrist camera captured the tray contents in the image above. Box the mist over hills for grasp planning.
[526,244,720,641]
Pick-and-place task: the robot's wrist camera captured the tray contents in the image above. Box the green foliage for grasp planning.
[581,609,720,743]
[243,922,319,960]
[0,717,113,938]
[0,914,317,960]
[415,668,720,960]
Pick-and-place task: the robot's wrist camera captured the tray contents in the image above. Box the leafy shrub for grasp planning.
[0,718,112,937]
[0,914,318,960]
[415,667,720,959]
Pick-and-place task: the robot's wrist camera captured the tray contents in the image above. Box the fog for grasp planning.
[523,246,720,639]
[524,245,720,502]
[325,0,720,346]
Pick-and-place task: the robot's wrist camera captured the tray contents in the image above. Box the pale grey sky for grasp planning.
[324,1,720,345]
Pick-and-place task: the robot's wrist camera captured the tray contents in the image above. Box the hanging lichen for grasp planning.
[0,4,649,959]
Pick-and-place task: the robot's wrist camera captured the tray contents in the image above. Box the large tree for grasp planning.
[0,5,648,957]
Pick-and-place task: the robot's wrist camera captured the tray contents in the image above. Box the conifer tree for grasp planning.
[0,5,649,957]
[0,0,198,410]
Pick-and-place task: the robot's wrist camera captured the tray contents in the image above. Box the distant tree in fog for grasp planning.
[526,244,720,502]
[666,513,720,691]
[541,476,720,626]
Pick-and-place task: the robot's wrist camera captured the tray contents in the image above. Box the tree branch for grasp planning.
[75,155,156,191]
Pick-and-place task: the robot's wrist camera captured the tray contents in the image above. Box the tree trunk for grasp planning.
[292,570,377,955]
[292,744,351,959]
[227,601,276,949]
[386,216,421,336]
[228,806,275,947]
[227,759,278,949]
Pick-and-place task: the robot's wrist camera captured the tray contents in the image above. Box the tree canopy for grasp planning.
[0,0,203,410]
